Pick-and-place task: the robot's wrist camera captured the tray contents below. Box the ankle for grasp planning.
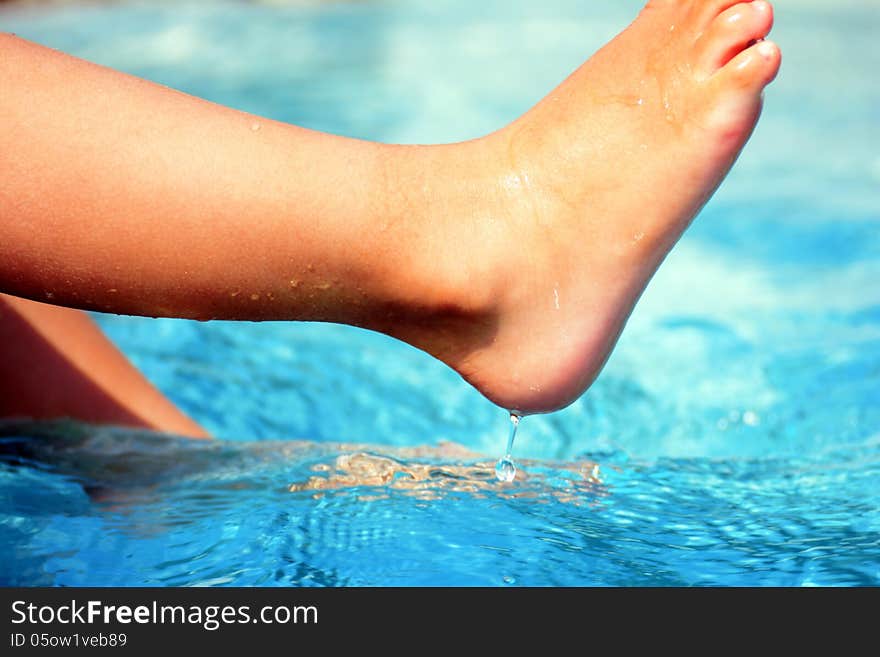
[360,139,510,356]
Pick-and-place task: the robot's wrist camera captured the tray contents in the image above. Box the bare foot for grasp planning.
[0,3,780,424]
[419,0,781,414]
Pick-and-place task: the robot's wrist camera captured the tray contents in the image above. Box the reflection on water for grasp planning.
[0,420,602,504]
[289,451,602,503]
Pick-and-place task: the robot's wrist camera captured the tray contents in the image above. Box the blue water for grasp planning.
[2,0,878,586]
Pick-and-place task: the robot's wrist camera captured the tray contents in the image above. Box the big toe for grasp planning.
[694,0,775,78]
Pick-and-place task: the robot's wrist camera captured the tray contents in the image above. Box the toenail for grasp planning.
[757,41,775,58]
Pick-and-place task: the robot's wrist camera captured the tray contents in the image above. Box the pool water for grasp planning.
[2,0,878,586]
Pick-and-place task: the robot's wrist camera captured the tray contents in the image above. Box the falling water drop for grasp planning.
[495,458,516,483]
[495,413,521,482]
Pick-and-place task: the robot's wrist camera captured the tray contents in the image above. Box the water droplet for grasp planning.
[495,457,516,483]
[251,122,261,132]
[502,575,516,585]
[250,293,260,301]
[495,413,521,482]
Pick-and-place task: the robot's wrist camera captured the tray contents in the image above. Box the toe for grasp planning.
[694,1,774,77]
[690,0,762,30]
[705,39,781,133]
[715,38,781,91]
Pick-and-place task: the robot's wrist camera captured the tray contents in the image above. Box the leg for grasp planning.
[0,294,208,438]
[0,1,780,416]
